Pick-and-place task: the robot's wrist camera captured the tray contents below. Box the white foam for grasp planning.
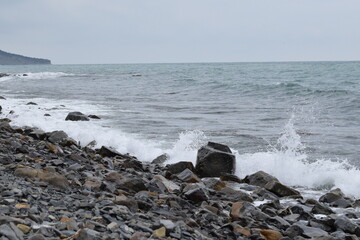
[0,72,74,82]
[2,97,360,198]
[235,117,360,198]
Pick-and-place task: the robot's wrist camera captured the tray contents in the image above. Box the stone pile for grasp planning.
[0,105,360,239]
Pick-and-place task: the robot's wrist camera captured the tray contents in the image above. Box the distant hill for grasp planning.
[0,49,51,65]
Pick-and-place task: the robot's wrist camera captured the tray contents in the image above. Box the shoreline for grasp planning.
[1,101,360,239]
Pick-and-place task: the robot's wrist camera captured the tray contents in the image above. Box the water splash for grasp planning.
[236,115,360,197]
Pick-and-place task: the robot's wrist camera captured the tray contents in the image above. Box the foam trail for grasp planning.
[0,72,74,82]
[3,97,360,197]
[235,116,360,198]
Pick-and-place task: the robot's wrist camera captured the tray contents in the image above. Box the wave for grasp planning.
[0,72,74,82]
[1,97,360,197]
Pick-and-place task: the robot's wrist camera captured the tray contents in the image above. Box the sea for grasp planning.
[0,62,359,198]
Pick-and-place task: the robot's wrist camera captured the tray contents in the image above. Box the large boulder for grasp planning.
[65,111,89,121]
[195,142,236,178]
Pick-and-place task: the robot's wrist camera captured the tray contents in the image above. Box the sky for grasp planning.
[1,0,360,64]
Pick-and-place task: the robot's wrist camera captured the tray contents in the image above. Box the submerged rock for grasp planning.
[65,111,90,121]
[195,142,236,178]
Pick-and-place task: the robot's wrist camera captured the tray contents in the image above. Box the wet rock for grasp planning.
[88,115,101,119]
[151,153,169,164]
[330,198,352,208]
[116,177,147,193]
[184,188,209,203]
[26,102,37,105]
[48,130,68,143]
[166,161,195,174]
[243,170,279,187]
[334,217,360,236]
[177,169,201,183]
[264,180,300,197]
[218,187,253,202]
[292,223,329,238]
[195,142,236,178]
[220,173,243,183]
[65,111,90,121]
[311,202,334,215]
[97,146,122,158]
[319,192,342,204]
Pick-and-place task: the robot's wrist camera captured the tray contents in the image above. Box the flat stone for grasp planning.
[166,161,195,174]
[177,169,201,183]
[264,180,300,197]
[16,224,30,234]
[0,224,23,240]
[76,228,101,240]
[153,175,180,192]
[184,188,209,203]
[113,195,138,212]
[28,234,47,240]
[311,203,334,215]
[260,229,283,240]
[152,226,166,238]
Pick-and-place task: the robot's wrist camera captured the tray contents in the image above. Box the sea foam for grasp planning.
[1,97,360,198]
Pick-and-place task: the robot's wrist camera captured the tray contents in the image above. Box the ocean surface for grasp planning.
[0,62,359,197]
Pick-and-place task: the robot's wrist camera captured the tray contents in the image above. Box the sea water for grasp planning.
[0,62,359,197]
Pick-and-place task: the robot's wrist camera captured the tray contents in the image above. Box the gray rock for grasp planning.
[184,188,209,203]
[0,224,22,240]
[264,180,300,197]
[28,235,47,240]
[319,192,342,203]
[334,217,360,236]
[330,198,352,208]
[88,115,101,119]
[177,169,201,183]
[294,223,329,238]
[195,142,236,178]
[97,146,122,158]
[76,228,101,240]
[26,102,37,105]
[311,202,334,215]
[48,130,68,143]
[166,161,195,174]
[151,153,169,164]
[65,112,90,121]
[243,170,279,187]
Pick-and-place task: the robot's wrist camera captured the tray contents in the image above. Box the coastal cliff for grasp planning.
[0,49,51,65]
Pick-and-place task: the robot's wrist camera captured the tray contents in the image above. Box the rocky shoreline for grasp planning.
[1,100,360,239]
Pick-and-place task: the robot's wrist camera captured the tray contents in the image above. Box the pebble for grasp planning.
[0,116,360,239]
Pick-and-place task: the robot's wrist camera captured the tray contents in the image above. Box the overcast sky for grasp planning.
[1,0,360,64]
